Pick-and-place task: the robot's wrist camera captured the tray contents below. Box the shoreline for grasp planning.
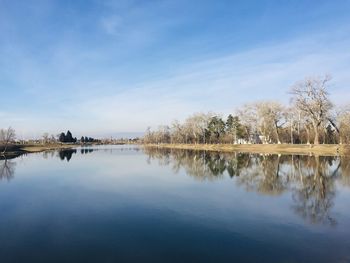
[2,143,350,159]
[0,143,129,160]
[143,143,350,156]
[0,144,78,159]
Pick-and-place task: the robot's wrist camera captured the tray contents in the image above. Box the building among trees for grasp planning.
[144,75,350,145]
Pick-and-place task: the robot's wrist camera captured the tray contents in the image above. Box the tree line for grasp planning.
[0,127,100,152]
[58,130,98,144]
[144,75,350,145]
[80,136,97,143]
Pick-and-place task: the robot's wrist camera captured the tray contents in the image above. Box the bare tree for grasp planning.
[0,159,16,181]
[50,134,57,143]
[237,104,259,143]
[157,125,171,144]
[184,113,214,144]
[0,127,16,154]
[42,132,49,144]
[170,120,185,144]
[290,75,333,144]
[256,101,286,144]
[337,106,350,144]
[254,102,273,143]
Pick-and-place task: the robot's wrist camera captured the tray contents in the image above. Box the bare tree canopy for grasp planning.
[143,75,349,146]
[290,75,333,144]
[337,106,350,144]
[0,127,16,154]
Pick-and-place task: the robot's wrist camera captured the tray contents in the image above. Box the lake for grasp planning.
[0,145,350,263]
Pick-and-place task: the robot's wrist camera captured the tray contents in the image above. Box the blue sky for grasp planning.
[1,0,350,138]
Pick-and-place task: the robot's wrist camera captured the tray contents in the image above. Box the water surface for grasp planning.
[0,145,350,262]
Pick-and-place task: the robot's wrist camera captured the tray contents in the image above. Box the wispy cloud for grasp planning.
[3,28,350,138]
[1,1,350,138]
[101,15,124,35]
[66,30,350,134]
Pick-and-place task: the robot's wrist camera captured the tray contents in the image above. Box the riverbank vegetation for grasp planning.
[0,129,96,158]
[0,127,132,158]
[144,75,350,146]
[144,143,350,156]
[58,130,99,144]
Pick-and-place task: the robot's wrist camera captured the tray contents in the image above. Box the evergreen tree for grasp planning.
[81,136,85,143]
[59,132,66,143]
[66,130,73,142]
[226,115,244,143]
[208,116,226,143]
[325,124,335,144]
[226,114,235,132]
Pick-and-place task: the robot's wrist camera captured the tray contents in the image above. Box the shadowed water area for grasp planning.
[0,145,350,262]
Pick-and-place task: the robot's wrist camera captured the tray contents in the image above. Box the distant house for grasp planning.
[250,133,262,144]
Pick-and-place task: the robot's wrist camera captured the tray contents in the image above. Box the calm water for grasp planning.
[1,145,350,263]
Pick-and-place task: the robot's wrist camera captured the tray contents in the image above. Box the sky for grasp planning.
[1,0,350,139]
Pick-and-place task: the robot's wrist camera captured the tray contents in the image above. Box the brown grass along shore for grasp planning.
[143,143,350,156]
[0,144,77,159]
[2,143,350,159]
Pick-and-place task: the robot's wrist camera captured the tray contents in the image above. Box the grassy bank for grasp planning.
[21,144,77,152]
[143,143,350,156]
[0,144,77,159]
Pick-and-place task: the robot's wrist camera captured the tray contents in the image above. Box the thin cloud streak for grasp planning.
[70,32,350,136]
[1,1,350,137]
[2,32,350,138]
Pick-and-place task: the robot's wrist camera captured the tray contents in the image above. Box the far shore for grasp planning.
[0,142,130,160]
[143,143,350,156]
[2,143,350,159]
[0,144,78,159]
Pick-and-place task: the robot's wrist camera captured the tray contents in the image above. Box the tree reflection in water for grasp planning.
[143,147,350,225]
[290,155,339,225]
[58,149,77,162]
[340,156,350,187]
[59,147,95,161]
[0,159,16,181]
[80,148,94,155]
